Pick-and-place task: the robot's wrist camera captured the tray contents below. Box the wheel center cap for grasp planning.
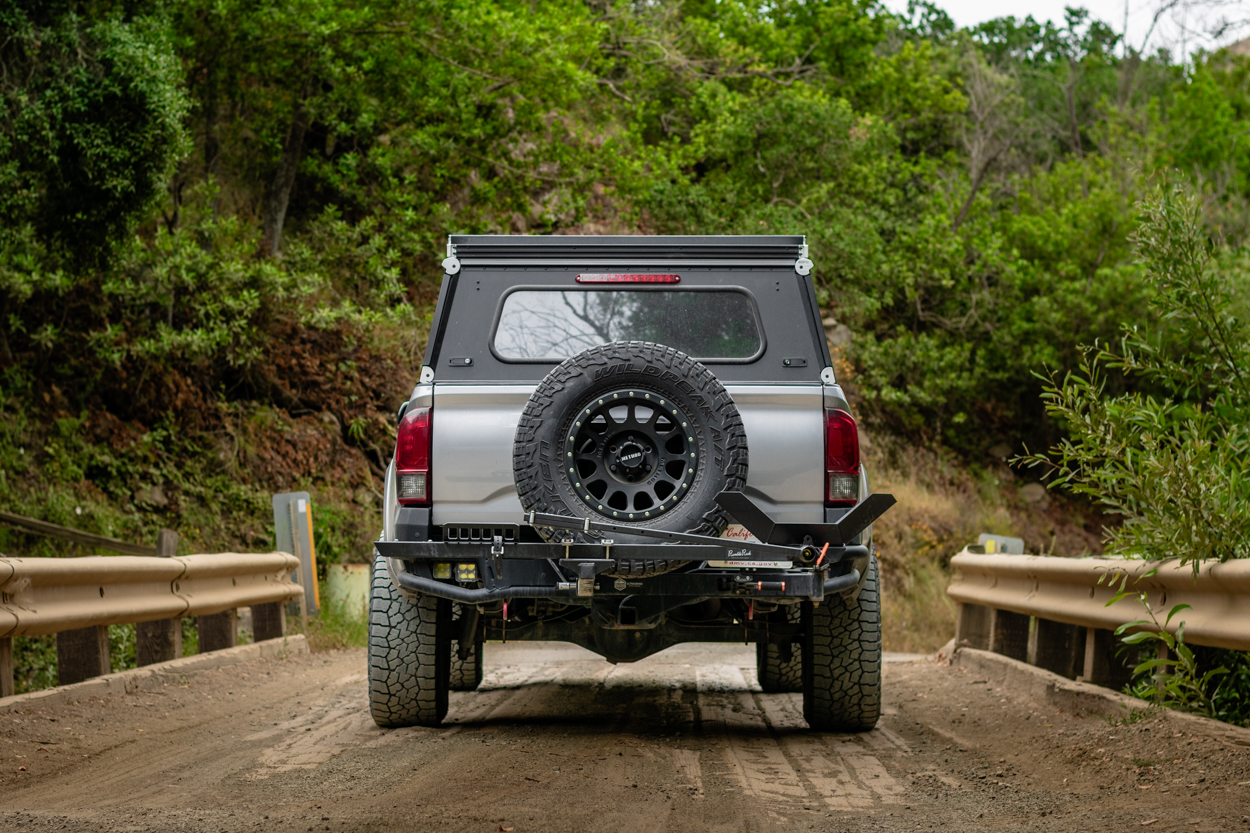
[617,441,645,469]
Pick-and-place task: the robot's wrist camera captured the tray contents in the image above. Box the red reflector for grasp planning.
[575,273,680,284]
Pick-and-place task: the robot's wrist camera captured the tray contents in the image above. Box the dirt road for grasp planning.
[1,642,1248,832]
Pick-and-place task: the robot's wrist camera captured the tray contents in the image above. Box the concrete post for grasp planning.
[1032,618,1086,679]
[136,529,182,666]
[197,608,238,653]
[955,604,991,650]
[56,625,110,685]
[250,602,286,642]
[1,637,13,698]
[989,609,1030,662]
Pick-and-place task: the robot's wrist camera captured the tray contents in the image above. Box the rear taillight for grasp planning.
[396,406,432,506]
[825,409,860,506]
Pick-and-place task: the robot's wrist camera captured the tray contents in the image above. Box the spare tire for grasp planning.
[514,341,748,577]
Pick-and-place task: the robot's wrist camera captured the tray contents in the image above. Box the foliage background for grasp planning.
[2,0,1250,657]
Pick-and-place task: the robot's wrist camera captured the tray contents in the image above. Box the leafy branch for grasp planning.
[1107,581,1228,717]
[1018,186,1250,570]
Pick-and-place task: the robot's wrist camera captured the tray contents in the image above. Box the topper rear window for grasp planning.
[491,288,764,362]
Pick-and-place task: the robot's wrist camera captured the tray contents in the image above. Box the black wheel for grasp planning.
[802,554,882,731]
[758,604,803,693]
[367,555,450,727]
[514,341,748,577]
[449,603,483,692]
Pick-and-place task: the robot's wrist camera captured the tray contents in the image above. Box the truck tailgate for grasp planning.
[430,383,823,526]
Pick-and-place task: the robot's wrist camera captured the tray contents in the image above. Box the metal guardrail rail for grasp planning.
[0,553,302,638]
[947,550,1250,688]
[0,553,303,698]
[0,504,314,699]
[948,552,1250,651]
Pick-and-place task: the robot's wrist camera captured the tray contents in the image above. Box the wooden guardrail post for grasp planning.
[197,607,237,653]
[1,636,12,698]
[195,539,238,653]
[56,624,110,685]
[1080,627,1135,690]
[955,603,990,649]
[1029,617,1085,679]
[249,601,286,642]
[988,609,1030,662]
[136,529,182,666]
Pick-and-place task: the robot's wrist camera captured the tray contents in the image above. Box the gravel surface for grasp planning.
[1,642,1248,831]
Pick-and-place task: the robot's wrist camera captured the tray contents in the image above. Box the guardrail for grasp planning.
[0,552,302,698]
[947,550,1250,690]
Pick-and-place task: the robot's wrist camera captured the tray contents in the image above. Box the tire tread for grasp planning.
[449,602,483,691]
[368,555,449,727]
[757,605,803,693]
[802,555,882,732]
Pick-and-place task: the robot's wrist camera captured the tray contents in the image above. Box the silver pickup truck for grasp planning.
[370,235,894,731]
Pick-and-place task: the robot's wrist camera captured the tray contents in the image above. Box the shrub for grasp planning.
[1023,187,1250,569]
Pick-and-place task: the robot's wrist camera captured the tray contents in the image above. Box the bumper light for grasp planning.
[433,562,452,580]
[456,563,477,582]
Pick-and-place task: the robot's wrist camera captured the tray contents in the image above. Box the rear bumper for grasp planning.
[374,539,867,604]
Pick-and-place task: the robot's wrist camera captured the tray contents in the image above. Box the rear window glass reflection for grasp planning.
[493,290,762,361]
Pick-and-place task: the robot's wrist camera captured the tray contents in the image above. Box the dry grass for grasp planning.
[865,433,1106,654]
[284,581,369,652]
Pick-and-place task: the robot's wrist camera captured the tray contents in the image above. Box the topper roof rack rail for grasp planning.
[447,234,807,266]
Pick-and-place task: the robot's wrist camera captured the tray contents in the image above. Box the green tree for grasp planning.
[0,1,189,266]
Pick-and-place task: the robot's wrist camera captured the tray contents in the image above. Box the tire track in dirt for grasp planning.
[3,643,1249,833]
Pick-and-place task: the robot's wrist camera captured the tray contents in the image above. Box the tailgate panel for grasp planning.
[430,383,824,527]
[430,385,531,526]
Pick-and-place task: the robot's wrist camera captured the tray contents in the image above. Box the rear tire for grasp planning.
[802,555,882,732]
[368,555,450,727]
[757,605,802,693]
[449,603,484,692]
